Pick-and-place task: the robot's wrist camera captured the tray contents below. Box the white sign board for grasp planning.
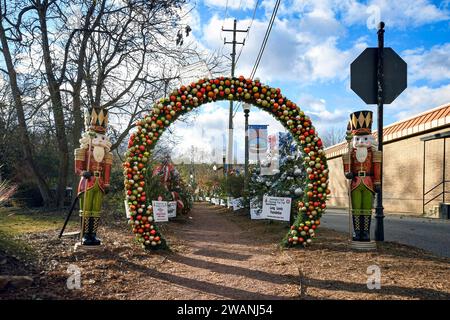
[231,198,244,211]
[167,201,177,218]
[152,201,168,222]
[124,200,131,219]
[250,197,264,219]
[262,195,291,221]
[205,197,210,202]
[220,199,226,206]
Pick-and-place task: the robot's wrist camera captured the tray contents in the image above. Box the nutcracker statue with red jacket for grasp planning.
[342,110,381,242]
[74,107,113,246]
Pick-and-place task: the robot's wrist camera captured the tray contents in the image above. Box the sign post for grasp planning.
[375,22,385,242]
[350,22,407,241]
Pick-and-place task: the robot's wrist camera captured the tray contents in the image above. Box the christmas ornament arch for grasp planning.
[123,76,330,250]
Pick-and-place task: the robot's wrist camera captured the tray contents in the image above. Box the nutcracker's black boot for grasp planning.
[361,215,371,242]
[81,217,101,246]
[352,215,361,241]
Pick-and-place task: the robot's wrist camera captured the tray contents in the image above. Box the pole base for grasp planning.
[60,231,81,238]
[73,242,103,252]
[350,240,377,251]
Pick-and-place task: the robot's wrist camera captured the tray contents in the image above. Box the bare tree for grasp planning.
[320,125,346,148]
[0,0,225,207]
[0,2,53,205]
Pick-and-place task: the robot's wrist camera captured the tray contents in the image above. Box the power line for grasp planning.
[249,0,280,79]
[220,0,230,41]
[235,0,261,66]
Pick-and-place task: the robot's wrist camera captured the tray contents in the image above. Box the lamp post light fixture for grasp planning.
[243,103,251,194]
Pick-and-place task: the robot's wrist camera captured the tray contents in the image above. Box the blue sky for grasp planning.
[168,0,450,162]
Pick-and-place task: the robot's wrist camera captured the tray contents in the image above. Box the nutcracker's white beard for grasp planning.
[355,147,368,163]
[93,146,105,162]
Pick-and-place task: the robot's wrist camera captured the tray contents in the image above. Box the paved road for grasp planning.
[322,210,450,258]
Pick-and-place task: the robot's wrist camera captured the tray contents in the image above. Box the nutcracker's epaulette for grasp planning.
[74,148,85,161]
[105,151,113,165]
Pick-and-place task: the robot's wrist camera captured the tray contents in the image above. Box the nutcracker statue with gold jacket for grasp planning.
[74,107,113,246]
[342,111,381,242]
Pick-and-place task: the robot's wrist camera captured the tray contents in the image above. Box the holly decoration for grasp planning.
[123,76,329,250]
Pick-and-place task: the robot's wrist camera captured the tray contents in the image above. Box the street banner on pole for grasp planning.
[261,133,281,175]
[248,125,268,162]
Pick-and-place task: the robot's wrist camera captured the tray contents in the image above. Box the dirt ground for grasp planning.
[1,202,449,300]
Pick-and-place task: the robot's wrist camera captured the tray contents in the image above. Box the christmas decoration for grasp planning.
[343,110,381,241]
[250,132,307,223]
[75,107,112,246]
[147,156,193,215]
[123,76,329,250]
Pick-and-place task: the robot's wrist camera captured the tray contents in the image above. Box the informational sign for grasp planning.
[262,195,291,221]
[167,201,177,218]
[152,201,168,222]
[250,197,264,220]
[124,200,131,219]
[231,198,244,211]
[249,125,268,162]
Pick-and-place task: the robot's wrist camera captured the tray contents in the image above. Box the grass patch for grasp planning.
[0,207,77,257]
[0,231,33,258]
[0,207,75,235]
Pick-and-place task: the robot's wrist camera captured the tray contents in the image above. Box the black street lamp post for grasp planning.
[243,103,250,193]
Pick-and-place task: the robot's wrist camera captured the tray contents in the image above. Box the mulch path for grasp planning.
[1,202,449,300]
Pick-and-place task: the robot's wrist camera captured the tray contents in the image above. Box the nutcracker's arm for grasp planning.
[103,151,113,186]
[74,148,86,176]
[342,150,352,178]
[372,150,382,185]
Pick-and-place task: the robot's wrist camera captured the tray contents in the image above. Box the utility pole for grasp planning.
[222,19,248,175]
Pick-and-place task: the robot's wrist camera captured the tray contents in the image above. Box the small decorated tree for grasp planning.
[249,132,306,221]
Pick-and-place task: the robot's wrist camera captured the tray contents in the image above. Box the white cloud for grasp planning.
[298,95,351,136]
[201,12,367,84]
[204,0,257,11]
[387,84,450,121]
[304,0,450,29]
[294,37,367,83]
[403,43,450,84]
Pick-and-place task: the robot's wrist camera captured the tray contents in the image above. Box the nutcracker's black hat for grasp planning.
[85,107,108,133]
[349,110,373,136]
